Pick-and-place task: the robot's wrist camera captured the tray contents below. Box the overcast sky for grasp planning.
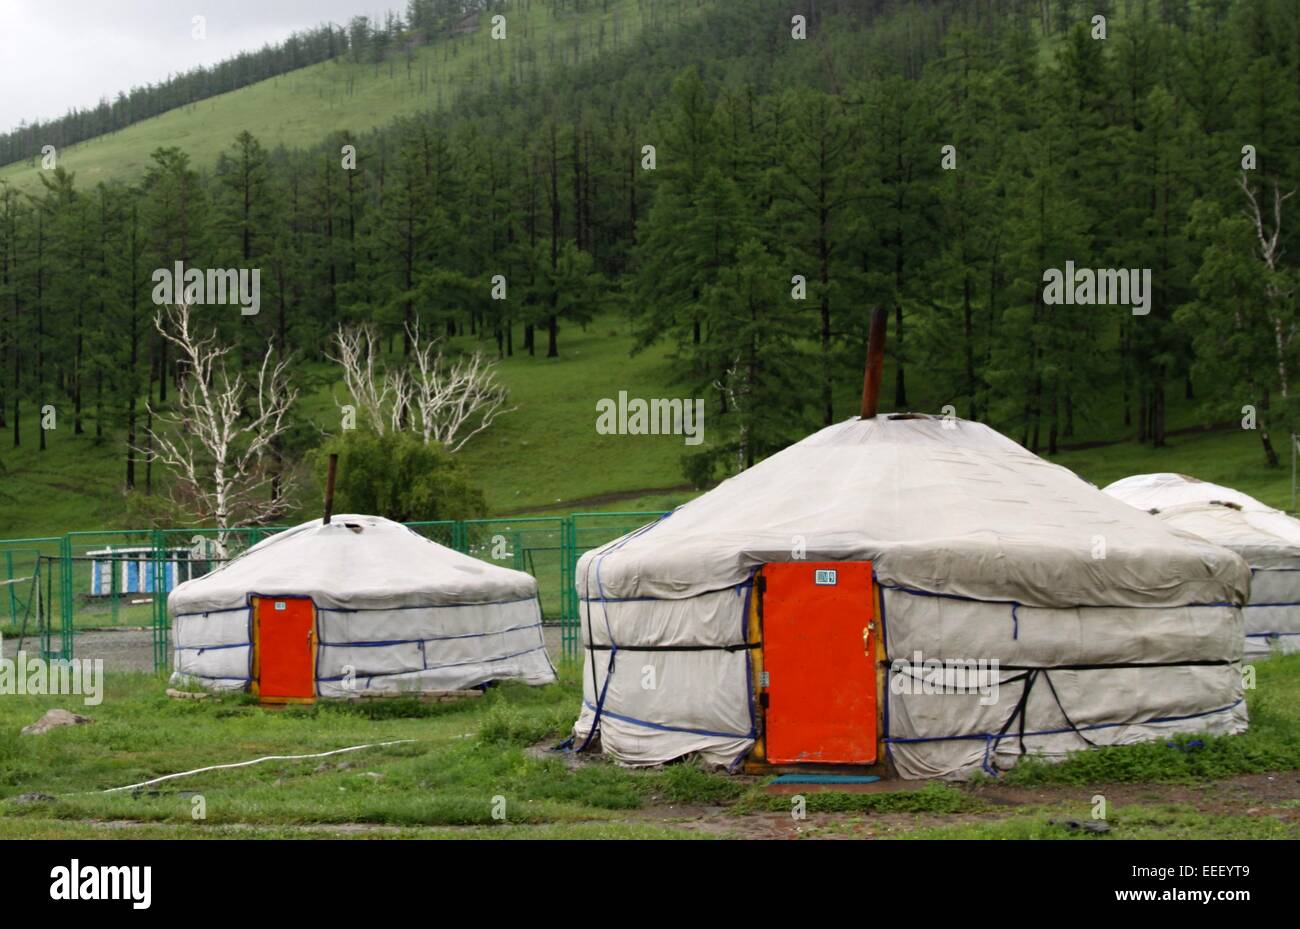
[0,0,394,133]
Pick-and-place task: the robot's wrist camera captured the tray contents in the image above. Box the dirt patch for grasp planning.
[623,804,1008,839]
[967,771,1300,820]
[622,771,1300,839]
[72,628,157,674]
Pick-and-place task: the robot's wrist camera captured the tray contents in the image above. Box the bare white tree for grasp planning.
[329,324,395,435]
[331,318,512,451]
[712,356,748,474]
[141,303,299,532]
[1240,173,1298,404]
[404,319,512,451]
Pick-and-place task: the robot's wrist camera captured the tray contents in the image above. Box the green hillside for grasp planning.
[2,309,1292,540]
[0,311,701,537]
[0,0,707,191]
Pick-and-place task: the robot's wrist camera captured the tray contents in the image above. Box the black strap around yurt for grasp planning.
[985,667,1103,772]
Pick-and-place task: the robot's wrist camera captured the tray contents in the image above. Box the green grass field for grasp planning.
[0,0,710,192]
[0,656,1296,839]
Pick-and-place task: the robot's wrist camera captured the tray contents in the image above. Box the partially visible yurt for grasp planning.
[1105,473,1300,658]
[570,313,1249,779]
[169,515,556,701]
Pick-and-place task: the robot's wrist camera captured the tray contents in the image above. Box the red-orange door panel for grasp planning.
[256,596,316,700]
[762,562,876,764]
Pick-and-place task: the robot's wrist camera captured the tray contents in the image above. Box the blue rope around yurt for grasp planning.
[567,513,674,754]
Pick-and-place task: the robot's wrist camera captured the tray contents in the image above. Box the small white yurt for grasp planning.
[570,315,1249,779]
[169,515,556,701]
[1104,473,1300,658]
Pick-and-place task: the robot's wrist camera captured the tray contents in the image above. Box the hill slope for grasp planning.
[0,0,710,191]
[2,309,1293,539]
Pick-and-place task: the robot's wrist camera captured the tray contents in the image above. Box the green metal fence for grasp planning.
[561,512,670,656]
[1,510,673,672]
[0,536,62,659]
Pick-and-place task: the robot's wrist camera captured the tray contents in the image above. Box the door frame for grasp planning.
[250,593,319,704]
[747,562,889,772]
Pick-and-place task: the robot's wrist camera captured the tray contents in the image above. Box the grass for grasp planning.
[0,667,741,836]
[0,0,714,192]
[0,819,702,840]
[0,653,1294,839]
[1051,423,1297,510]
[730,781,979,816]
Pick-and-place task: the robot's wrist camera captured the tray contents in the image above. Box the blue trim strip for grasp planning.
[878,581,1024,639]
[174,642,249,652]
[1246,601,1300,608]
[179,597,537,619]
[175,671,252,683]
[884,698,1244,745]
[879,580,1236,614]
[736,568,759,772]
[316,596,537,614]
[318,622,544,648]
[174,606,250,619]
[316,644,549,681]
[877,571,893,763]
[578,580,753,605]
[582,701,752,741]
[1246,631,1300,637]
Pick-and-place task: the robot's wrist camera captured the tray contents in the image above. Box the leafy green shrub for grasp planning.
[317,431,486,522]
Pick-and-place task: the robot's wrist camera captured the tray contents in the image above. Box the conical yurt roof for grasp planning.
[170,514,537,615]
[580,416,1249,609]
[1105,472,1300,549]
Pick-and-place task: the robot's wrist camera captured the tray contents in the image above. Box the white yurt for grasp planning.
[169,515,556,701]
[1104,473,1300,658]
[571,414,1250,779]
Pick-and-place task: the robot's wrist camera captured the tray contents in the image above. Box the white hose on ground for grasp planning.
[101,739,417,793]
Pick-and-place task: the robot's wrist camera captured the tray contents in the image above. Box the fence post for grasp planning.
[4,550,15,628]
[53,534,72,661]
[152,529,168,672]
[561,515,575,660]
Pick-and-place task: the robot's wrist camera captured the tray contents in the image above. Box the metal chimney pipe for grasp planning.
[860,307,887,419]
[323,453,338,525]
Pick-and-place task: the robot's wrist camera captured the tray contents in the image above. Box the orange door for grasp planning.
[255,596,316,701]
[761,562,877,764]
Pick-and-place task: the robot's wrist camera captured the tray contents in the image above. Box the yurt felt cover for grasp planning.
[1105,473,1300,657]
[169,515,556,695]
[573,417,1249,779]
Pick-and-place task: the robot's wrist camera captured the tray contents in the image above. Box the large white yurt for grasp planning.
[571,416,1250,779]
[1104,473,1300,658]
[169,515,556,701]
